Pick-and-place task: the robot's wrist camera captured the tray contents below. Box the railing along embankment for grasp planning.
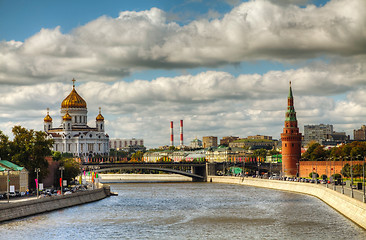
[209,176,366,230]
[0,185,111,223]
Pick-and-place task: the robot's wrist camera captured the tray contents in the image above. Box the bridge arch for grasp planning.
[91,166,205,182]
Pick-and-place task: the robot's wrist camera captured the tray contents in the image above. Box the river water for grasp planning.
[1,183,365,239]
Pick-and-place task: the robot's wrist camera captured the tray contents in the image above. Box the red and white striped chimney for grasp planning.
[170,121,174,146]
[180,120,183,146]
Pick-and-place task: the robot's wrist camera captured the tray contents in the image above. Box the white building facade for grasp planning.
[44,80,109,157]
[110,138,144,151]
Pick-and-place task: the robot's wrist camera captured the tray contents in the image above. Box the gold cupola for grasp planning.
[96,107,104,121]
[61,79,87,109]
[44,108,52,122]
[63,111,72,121]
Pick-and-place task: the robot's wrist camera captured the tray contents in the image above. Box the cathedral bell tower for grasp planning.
[96,107,105,132]
[44,108,52,132]
[281,81,302,177]
[62,110,72,132]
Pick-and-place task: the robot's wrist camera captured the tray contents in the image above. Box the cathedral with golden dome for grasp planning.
[43,79,109,157]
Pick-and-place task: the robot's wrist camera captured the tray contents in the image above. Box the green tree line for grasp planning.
[0,126,54,187]
[302,141,366,161]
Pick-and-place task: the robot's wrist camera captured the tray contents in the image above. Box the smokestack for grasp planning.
[180,120,183,146]
[170,121,174,146]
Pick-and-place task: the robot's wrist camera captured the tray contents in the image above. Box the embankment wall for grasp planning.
[209,176,366,230]
[0,186,110,223]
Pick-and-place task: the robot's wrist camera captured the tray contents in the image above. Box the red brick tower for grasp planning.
[281,81,302,177]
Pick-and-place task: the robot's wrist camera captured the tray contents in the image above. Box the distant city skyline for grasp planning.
[0,0,365,148]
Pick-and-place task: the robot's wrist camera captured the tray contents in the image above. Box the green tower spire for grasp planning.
[285,81,297,122]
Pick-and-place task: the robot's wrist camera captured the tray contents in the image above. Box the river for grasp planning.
[1,183,365,239]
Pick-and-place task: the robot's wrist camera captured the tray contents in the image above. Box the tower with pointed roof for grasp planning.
[43,108,53,132]
[281,81,302,177]
[43,79,109,157]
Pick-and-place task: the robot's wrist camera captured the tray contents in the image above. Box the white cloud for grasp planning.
[0,0,365,85]
[0,0,365,146]
[0,57,365,147]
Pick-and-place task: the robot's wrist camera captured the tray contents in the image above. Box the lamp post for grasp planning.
[59,166,65,195]
[341,156,344,194]
[351,156,354,198]
[332,157,336,191]
[257,162,261,178]
[35,168,40,198]
[6,169,10,203]
[363,155,365,203]
[315,158,318,184]
[270,158,272,178]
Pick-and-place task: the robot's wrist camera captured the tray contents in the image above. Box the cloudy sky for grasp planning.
[0,0,365,148]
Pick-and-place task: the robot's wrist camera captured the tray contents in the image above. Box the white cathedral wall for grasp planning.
[51,133,109,156]
[61,108,88,125]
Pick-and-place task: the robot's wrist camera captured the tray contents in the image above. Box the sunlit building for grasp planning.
[43,79,109,157]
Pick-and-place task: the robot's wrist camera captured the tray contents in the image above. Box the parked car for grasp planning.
[9,192,17,197]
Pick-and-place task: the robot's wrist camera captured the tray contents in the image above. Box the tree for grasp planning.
[10,126,54,187]
[269,149,280,156]
[131,151,144,161]
[168,146,177,151]
[253,149,267,159]
[302,142,321,160]
[0,130,10,160]
[309,172,319,178]
[58,158,81,184]
[341,163,350,177]
[52,151,62,161]
[302,142,328,161]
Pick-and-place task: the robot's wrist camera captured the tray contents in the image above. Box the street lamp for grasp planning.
[6,169,10,203]
[363,155,365,203]
[296,162,299,180]
[351,156,354,198]
[341,156,344,194]
[333,157,336,191]
[269,158,272,178]
[35,168,40,198]
[59,166,65,195]
[257,162,261,178]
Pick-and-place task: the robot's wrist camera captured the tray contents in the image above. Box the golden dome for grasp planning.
[44,108,52,122]
[96,107,104,121]
[61,79,87,109]
[63,111,72,121]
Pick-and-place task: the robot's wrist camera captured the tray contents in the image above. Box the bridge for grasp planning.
[82,162,209,182]
[81,162,283,182]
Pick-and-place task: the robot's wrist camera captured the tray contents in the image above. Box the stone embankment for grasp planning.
[0,186,111,223]
[209,176,366,230]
